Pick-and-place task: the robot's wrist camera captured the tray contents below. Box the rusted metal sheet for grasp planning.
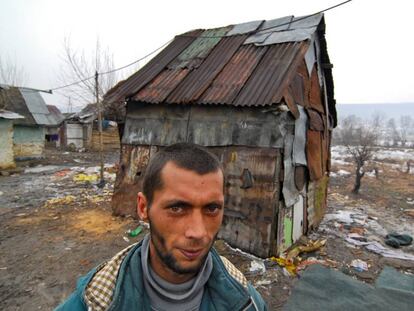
[307,108,324,131]
[123,104,190,146]
[123,103,290,148]
[282,90,299,119]
[169,27,230,70]
[306,129,323,181]
[166,35,247,104]
[200,45,268,105]
[307,181,316,230]
[321,129,329,174]
[104,30,202,104]
[133,69,190,103]
[112,145,153,217]
[289,72,305,107]
[306,175,328,228]
[309,66,325,113]
[295,166,307,191]
[217,146,280,258]
[233,42,304,107]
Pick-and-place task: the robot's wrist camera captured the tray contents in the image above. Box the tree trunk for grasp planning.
[352,165,364,194]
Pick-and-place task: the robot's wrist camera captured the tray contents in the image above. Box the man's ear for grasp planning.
[137,192,149,222]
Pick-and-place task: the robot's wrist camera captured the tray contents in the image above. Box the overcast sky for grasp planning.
[1,0,413,112]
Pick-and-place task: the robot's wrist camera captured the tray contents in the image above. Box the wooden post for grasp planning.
[95,71,104,184]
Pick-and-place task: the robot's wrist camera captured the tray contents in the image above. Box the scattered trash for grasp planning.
[123,236,130,243]
[347,233,368,243]
[297,258,338,271]
[25,165,61,174]
[384,233,413,248]
[345,238,414,261]
[73,173,98,182]
[286,239,326,260]
[350,259,369,272]
[44,195,76,208]
[256,279,273,286]
[0,267,7,270]
[270,257,297,276]
[54,169,71,177]
[128,225,143,237]
[404,209,414,217]
[249,260,266,274]
[349,227,365,235]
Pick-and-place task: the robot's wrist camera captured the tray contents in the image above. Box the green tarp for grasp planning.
[283,265,414,311]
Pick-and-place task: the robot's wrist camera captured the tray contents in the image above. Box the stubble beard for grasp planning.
[148,218,213,275]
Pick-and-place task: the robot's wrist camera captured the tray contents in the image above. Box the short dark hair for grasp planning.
[142,143,223,206]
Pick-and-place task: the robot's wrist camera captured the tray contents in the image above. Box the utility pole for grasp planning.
[95,71,104,186]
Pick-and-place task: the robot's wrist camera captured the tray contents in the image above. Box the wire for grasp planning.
[49,38,174,92]
[99,39,173,75]
[32,0,352,93]
[177,0,352,39]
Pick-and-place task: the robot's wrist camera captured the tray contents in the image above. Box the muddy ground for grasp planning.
[0,148,413,310]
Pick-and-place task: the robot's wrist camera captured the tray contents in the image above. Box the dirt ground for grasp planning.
[0,147,413,310]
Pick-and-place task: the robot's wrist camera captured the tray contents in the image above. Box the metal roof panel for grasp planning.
[199,45,268,104]
[166,35,247,104]
[0,110,24,119]
[169,27,230,70]
[134,68,190,103]
[226,20,263,36]
[104,29,203,104]
[233,42,304,106]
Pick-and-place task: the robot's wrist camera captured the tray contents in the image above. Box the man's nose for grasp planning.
[185,210,207,240]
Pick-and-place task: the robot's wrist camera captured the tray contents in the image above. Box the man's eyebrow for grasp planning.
[163,200,193,208]
[203,200,224,208]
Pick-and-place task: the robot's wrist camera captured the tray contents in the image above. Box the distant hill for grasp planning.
[336,103,414,121]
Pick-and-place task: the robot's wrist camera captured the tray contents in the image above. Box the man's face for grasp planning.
[137,161,224,282]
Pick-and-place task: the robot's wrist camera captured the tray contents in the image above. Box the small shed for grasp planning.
[0,110,24,169]
[60,103,121,151]
[105,13,336,257]
[0,86,63,159]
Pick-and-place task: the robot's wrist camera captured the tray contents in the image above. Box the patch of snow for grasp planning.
[25,165,62,174]
[373,149,414,161]
[338,169,351,176]
[249,260,266,273]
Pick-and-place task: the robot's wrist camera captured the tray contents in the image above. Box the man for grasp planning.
[56,143,267,310]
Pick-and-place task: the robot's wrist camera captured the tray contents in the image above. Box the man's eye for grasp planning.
[169,206,183,213]
[205,205,221,214]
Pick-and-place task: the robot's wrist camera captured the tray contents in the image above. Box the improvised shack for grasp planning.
[60,103,121,151]
[105,13,336,257]
[0,110,24,169]
[45,105,65,147]
[0,86,63,159]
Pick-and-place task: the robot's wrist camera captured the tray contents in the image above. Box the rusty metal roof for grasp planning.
[104,13,334,109]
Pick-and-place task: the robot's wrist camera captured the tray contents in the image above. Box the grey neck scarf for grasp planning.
[141,234,213,311]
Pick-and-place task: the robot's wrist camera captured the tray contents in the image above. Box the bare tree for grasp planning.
[336,115,379,194]
[386,118,400,147]
[0,55,28,86]
[57,36,118,107]
[399,116,413,147]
